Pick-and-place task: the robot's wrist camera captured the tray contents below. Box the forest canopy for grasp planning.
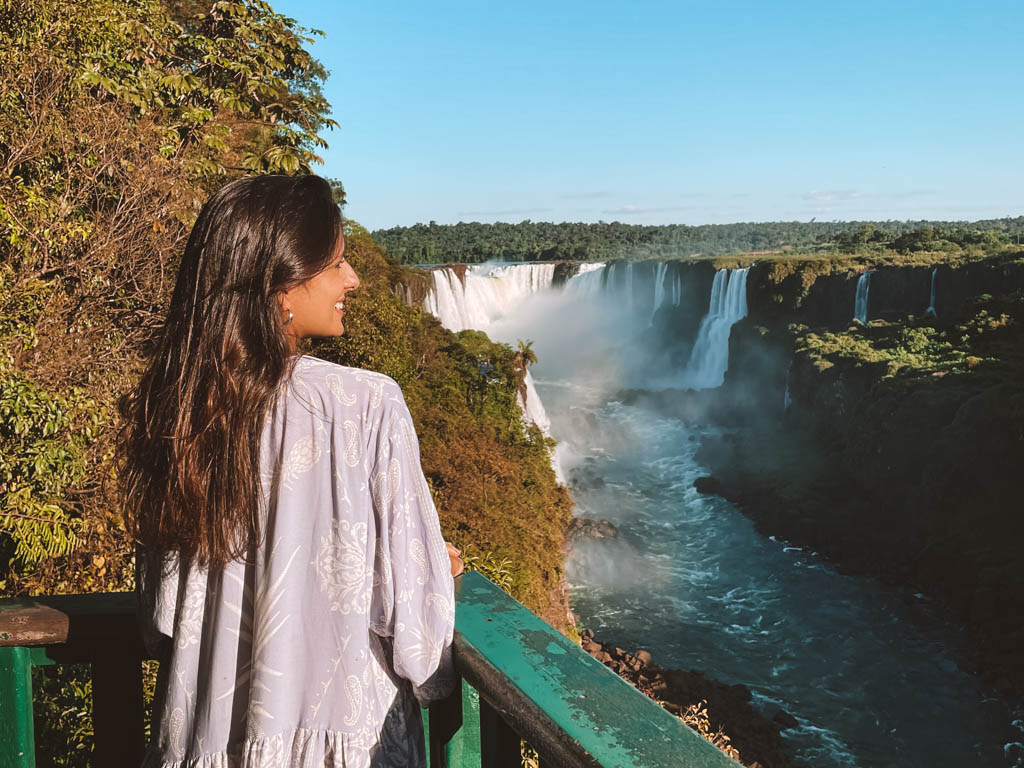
[372,217,1024,264]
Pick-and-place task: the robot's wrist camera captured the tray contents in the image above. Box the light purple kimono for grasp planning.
[140,356,456,767]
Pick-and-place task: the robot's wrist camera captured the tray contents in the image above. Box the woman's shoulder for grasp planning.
[286,356,404,420]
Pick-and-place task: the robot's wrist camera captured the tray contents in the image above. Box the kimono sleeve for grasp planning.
[368,389,456,704]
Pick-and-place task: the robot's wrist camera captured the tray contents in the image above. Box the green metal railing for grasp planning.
[0,572,740,768]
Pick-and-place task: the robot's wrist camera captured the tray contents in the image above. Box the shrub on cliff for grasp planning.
[794,291,1020,380]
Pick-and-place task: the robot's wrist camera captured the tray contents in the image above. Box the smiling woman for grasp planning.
[118,174,461,767]
[278,234,361,344]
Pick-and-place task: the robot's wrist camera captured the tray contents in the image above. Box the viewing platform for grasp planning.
[0,571,740,767]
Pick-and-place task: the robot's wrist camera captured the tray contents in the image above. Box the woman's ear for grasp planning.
[276,291,291,316]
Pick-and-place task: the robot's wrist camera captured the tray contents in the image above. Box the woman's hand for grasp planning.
[445,542,464,578]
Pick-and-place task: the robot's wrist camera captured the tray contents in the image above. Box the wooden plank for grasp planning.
[0,593,145,662]
[424,679,484,768]
[448,681,482,768]
[0,601,69,647]
[452,571,741,768]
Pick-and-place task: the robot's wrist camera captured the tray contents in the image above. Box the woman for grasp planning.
[120,175,460,767]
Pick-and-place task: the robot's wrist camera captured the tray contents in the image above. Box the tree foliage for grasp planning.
[0,0,334,593]
[372,217,1024,264]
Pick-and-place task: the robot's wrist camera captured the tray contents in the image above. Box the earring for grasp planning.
[284,309,294,326]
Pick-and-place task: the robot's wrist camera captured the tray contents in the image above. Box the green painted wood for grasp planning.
[2,579,742,768]
[426,683,462,767]
[453,571,741,768]
[424,679,481,768]
[27,647,54,667]
[0,646,36,768]
[450,682,481,768]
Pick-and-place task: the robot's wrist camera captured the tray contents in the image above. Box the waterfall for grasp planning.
[854,272,871,324]
[624,262,634,310]
[685,268,750,388]
[424,263,556,332]
[925,267,938,318]
[563,262,606,299]
[421,262,557,434]
[517,370,550,433]
[672,269,682,306]
[650,262,669,326]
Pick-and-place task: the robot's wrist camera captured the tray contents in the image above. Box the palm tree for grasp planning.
[512,339,537,403]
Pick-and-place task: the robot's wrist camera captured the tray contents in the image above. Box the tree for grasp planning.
[512,339,537,402]
[328,178,347,208]
[0,0,336,593]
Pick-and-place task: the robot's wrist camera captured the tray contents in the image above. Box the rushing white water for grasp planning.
[517,370,552,436]
[649,262,669,326]
[423,263,556,332]
[925,267,938,318]
[854,272,871,324]
[686,268,750,388]
[563,262,606,300]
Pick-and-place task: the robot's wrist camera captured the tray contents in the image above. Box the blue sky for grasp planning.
[273,0,1023,230]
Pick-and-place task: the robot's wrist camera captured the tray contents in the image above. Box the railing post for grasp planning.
[428,680,463,768]
[479,697,521,768]
[0,646,36,768]
[427,679,481,768]
[92,653,145,767]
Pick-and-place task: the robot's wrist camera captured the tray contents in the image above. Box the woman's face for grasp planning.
[279,236,360,345]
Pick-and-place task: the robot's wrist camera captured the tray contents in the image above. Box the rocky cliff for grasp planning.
[694,251,1024,695]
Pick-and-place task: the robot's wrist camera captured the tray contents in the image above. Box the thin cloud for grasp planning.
[561,192,609,200]
[603,204,697,215]
[881,189,938,200]
[456,207,554,217]
[807,189,938,203]
[780,203,1018,220]
[803,189,861,203]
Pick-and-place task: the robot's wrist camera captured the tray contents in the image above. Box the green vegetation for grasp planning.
[794,294,1020,379]
[372,218,1023,264]
[828,224,1010,255]
[0,0,336,597]
[2,1,570,762]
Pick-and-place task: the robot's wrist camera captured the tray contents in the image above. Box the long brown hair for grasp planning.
[119,174,342,569]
